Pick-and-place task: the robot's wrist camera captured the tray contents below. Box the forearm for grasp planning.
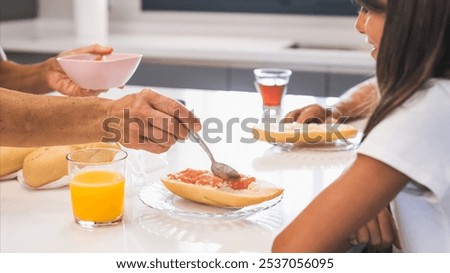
[0,88,109,147]
[0,60,52,94]
[272,155,408,253]
[332,77,380,122]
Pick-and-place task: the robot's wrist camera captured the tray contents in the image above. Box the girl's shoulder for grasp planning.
[404,78,450,110]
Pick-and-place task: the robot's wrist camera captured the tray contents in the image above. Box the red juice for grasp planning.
[258,78,287,107]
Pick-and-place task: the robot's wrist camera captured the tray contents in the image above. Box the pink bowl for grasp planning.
[57,53,142,90]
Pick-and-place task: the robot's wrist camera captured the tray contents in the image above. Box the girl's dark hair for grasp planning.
[360,0,450,138]
[354,0,386,13]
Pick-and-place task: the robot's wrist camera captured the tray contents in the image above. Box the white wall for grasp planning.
[37,0,368,50]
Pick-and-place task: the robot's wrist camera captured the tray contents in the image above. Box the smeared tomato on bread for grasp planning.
[162,168,283,208]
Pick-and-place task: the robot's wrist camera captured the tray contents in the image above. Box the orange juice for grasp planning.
[70,170,125,223]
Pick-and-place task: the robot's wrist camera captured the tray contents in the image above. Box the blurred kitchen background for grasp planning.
[0,0,375,97]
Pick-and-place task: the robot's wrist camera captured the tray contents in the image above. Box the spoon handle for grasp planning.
[189,131,216,163]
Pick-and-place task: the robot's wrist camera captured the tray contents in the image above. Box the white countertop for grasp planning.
[0,86,360,253]
[0,18,375,74]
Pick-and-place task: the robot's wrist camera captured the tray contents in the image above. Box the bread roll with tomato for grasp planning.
[252,122,358,144]
[161,168,283,208]
[0,147,38,177]
[22,142,120,188]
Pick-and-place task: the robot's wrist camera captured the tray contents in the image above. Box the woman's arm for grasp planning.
[0,44,113,96]
[0,61,51,94]
[272,154,409,252]
[0,88,108,145]
[0,88,200,153]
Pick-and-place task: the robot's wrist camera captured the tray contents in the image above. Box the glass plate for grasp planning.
[254,123,363,152]
[272,136,361,152]
[139,182,283,221]
[267,131,363,152]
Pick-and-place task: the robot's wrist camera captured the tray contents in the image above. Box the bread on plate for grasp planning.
[252,122,358,145]
[161,168,283,208]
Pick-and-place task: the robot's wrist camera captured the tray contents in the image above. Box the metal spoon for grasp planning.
[189,130,240,180]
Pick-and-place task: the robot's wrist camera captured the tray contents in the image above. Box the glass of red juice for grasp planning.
[254,68,292,119]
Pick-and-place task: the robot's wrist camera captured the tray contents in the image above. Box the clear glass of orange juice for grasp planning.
[66,148,127,228]
[254,68,292,120]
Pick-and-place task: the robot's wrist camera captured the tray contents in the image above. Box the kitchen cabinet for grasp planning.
[4,52,53,64]
[0,0,37,21]
[131,64,372,97]
[130,63,228,91]
[328,73,373,97]
[229,68,327,96]
[5,51,372,97]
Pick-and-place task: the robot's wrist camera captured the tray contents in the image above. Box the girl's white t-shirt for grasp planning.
[357,79,450,252]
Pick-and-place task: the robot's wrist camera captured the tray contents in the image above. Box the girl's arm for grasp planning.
[272,154,409,252]
[284,77,380,123]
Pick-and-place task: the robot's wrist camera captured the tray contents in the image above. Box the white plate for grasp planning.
[139,182,283,221]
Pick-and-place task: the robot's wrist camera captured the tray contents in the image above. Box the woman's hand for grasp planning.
[102,89,201,153]
[42,44,113,97]
[1,87,199,152]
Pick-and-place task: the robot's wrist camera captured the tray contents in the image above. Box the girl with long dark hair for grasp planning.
[273,0,450,252]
